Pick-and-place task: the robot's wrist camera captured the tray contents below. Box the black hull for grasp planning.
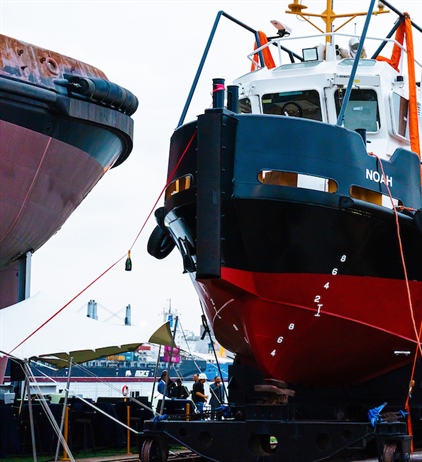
[157,109,422,386]
[166,110,422,275]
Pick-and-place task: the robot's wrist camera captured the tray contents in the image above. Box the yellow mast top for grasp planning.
[285,0,389,41]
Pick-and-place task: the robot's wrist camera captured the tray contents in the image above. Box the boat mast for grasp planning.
[162,298,172,323]
[285,0,389,42]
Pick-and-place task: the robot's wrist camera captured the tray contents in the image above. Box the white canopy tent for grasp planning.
[0,292,181,462]
[0,292,154,367]
[0,292,163,462]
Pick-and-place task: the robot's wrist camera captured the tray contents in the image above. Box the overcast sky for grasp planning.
[1,1,420,337]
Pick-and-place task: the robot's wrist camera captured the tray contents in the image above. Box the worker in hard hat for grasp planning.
[192,373,209,414]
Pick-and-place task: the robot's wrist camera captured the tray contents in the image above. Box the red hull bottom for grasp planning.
[194,268,422,387]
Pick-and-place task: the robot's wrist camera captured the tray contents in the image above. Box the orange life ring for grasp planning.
[122,385,129,396]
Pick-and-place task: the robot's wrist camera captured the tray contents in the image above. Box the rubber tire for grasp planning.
[147,225,175,260]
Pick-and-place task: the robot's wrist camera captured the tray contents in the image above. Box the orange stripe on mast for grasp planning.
[403,15,421,160]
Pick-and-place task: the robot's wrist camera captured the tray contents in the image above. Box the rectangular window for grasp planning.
[391,92,409,139]
[239,98,252,114]
[262,90,322,121]
[335,89,380,131]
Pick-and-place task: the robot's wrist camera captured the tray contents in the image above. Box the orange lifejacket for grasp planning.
[251,31,276,71]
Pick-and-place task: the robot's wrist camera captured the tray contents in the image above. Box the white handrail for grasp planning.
[248,32,422,71]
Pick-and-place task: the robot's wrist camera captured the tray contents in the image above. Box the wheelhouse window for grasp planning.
[239,98,252,113]
[262,90,322,121]
[335,88,380,131]
[391,92,409,139]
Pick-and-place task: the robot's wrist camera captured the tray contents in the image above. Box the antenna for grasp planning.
[285,0,389,42]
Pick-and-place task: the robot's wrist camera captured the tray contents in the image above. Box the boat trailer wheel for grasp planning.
[281,101,303,117]
[381,442,409,462]
[140,437,168,462]
[383,443,397,462]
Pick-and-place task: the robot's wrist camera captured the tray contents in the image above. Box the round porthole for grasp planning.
[45,57,60,76]
[198,431,213,448]
[249,434,278,456]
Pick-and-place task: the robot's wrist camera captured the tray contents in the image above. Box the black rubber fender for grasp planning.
[62,74,139,115]
[147,225,175,260]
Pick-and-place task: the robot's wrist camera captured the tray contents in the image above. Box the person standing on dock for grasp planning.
[209,376,224,418]
[172,378,189,399]
[192,373,208,414]
[190,373,198,398]
[157,370,174,397]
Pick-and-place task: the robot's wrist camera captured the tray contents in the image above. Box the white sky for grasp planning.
[1,1,421,336]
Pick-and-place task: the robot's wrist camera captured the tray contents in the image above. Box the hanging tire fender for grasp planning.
[147,225,175,260]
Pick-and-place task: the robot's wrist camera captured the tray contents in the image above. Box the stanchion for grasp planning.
[127,403,131,454]
[60,406,70,461]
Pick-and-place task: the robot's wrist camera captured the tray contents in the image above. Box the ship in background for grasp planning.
[0,33,138,311]
[3,300,232,386]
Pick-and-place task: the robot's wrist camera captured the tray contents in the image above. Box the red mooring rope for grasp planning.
[369,152,420,450]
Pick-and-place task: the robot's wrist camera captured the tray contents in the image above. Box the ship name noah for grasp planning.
[365,168,393,187]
